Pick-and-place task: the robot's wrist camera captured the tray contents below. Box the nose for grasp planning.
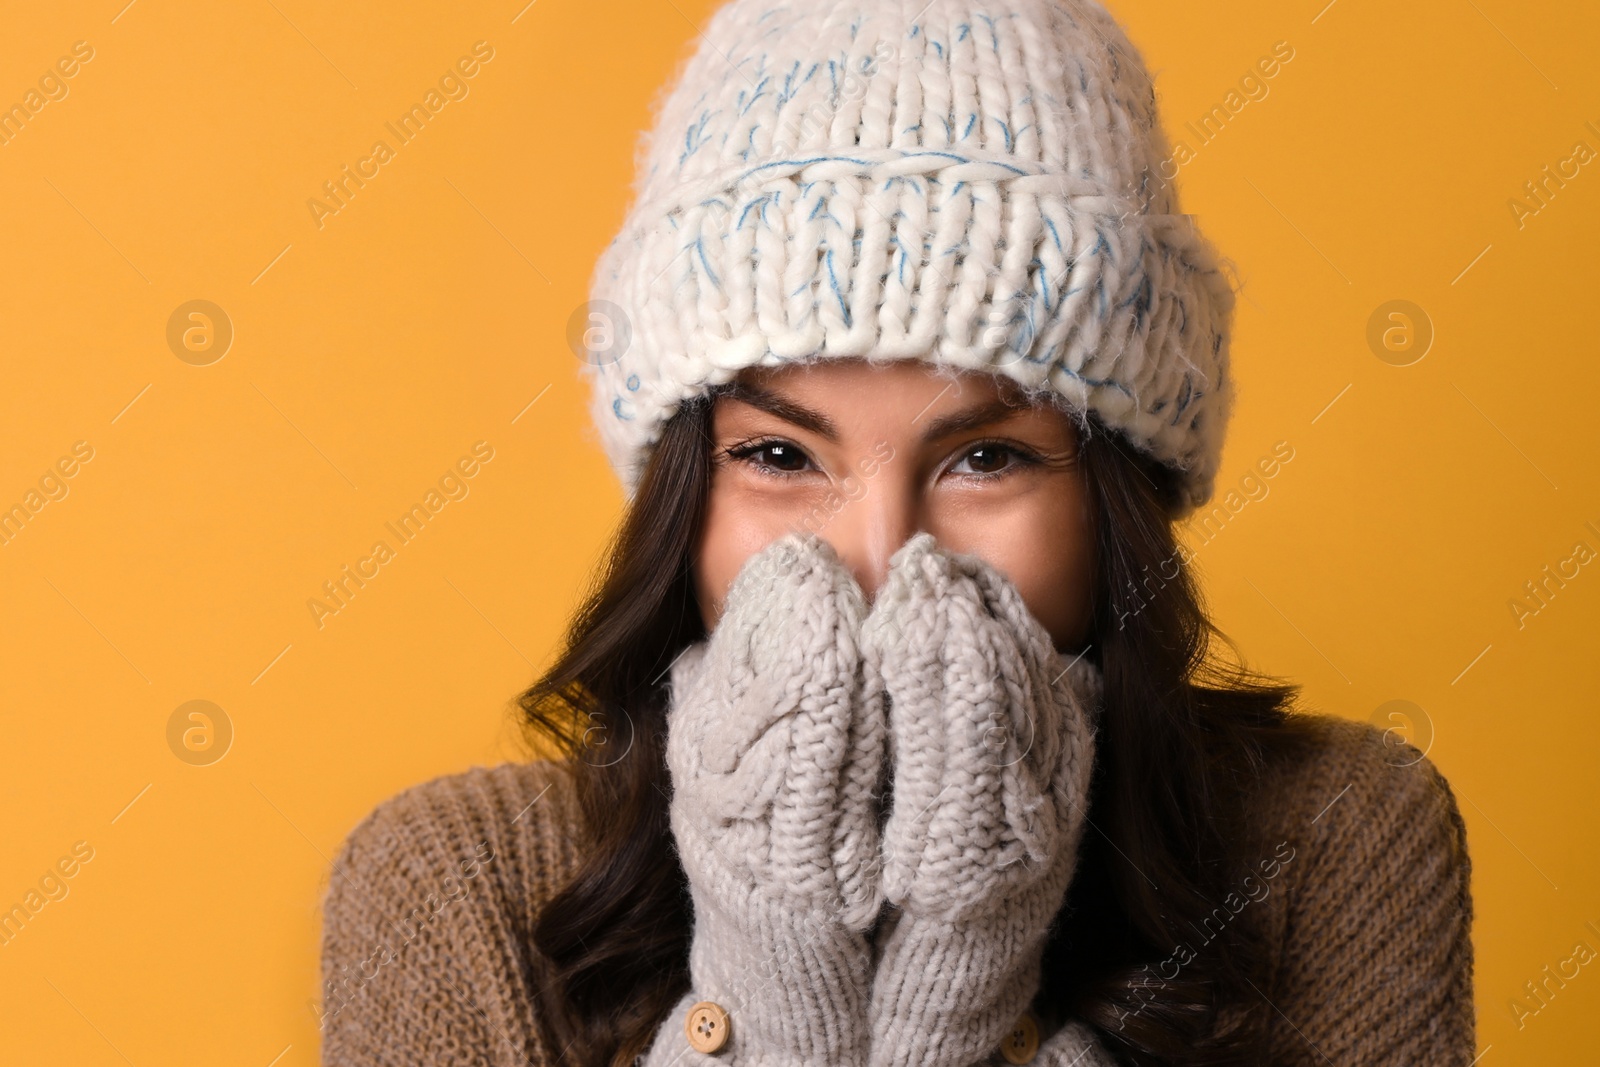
[820,469,921,601]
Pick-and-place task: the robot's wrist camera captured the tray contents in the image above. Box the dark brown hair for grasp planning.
[518,385,1312,1067]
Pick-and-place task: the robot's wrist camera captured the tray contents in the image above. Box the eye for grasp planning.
[947,440,1040,478]
[724,438,815,475]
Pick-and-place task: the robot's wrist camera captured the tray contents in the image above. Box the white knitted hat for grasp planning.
[581,0,1237,516]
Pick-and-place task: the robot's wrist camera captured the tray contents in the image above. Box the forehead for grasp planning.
[711,359,1080,449]
[728,358,1035,406]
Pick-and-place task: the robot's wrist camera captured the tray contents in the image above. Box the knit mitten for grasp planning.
[1033,1021,1119,1066]
[861,533,1100,1067]
[641,532,888,1067]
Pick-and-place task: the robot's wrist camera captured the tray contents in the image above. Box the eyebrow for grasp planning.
[721,380,1031,443]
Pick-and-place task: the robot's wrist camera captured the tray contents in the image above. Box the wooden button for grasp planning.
[1000,1010,1040,1064]
[685,1000,731,1054]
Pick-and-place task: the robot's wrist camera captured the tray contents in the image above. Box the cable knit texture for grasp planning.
[320,722,1473,1067]
[861,533,1099,1067]
[583,0,1236,517]
[641,532,886,1066]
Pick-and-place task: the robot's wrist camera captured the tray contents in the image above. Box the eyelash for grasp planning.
[723,438,810,476]
[722,437,1043,480]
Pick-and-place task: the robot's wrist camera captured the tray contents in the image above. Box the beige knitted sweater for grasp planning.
[317,713,1473,1066]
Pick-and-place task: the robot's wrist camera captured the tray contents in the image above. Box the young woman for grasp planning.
[319,2,1474,1065]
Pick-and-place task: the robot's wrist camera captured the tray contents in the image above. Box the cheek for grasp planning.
[934,485,1094,649]
[694,477,807,629]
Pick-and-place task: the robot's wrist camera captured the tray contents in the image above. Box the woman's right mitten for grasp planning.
[641,532,888,1067]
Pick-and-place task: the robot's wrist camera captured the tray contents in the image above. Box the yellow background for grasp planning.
[2,0,1596,1062]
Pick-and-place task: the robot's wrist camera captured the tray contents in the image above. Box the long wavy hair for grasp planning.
[518,383,1314,1067]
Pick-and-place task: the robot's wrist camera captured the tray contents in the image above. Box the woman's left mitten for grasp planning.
[862,534,1100,1067]
[642,532,888,1067]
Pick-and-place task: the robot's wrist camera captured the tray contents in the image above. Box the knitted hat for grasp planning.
[581,0,1236,516]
